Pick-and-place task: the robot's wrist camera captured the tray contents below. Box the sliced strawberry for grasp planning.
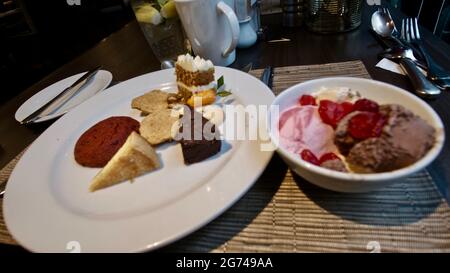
[299,95,317,106]
[318,100,354,128]
[353,99,379,113]
[348,112,387,140]
[319,152,340,164]
[300,149,320,165]
[318,100,338,127]
[371,114,388,137]
[341,101,354,114]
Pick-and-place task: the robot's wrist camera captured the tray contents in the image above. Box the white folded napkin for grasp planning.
[376,58,427,76]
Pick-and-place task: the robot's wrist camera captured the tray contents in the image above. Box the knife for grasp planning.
[0,182,5,198]
[20,66,102,124]
[260,66,273,89]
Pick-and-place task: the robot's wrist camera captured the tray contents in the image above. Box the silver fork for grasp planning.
[376,7,427,70]
[401,17,450,88]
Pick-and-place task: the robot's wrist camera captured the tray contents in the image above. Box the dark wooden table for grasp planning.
[0,4,449,252]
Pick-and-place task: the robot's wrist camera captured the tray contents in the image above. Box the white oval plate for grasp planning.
[15,70,113,123]
[4,67,274,252]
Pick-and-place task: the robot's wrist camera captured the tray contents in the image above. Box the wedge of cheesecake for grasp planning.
[89,131,161,192]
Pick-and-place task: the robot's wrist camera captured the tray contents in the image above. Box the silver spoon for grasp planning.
[371,11,394,37]
[380,46,427,70]
[372,11,426,69]
[371,9,404,44]
[161,60,175,70]
[380,46,416,60]
[371,10,440,99]
[380,46,441,98]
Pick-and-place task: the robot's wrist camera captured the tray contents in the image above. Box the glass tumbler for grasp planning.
[131,0,188,63]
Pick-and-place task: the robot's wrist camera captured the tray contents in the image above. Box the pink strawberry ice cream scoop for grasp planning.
[278,105,338,157]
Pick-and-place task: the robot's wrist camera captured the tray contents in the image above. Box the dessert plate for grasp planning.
[15,70,113,123]
[4,67,274,252]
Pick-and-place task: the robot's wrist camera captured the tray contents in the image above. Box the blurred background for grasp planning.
[0,0,449,104]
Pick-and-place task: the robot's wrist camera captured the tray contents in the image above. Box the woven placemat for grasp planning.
[1,61,450,252]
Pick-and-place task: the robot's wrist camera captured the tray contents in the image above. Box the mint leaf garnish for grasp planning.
[217,90,232,97]
[217,76,224,90]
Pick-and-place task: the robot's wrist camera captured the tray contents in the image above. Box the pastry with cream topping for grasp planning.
[175,54,216,107]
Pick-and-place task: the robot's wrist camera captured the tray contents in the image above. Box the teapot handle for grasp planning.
[217,1,240,57]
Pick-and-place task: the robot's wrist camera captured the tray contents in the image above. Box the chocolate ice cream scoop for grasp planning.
[346,104,435,173]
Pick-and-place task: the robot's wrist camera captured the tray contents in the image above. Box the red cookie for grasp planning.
[74,116,140,167]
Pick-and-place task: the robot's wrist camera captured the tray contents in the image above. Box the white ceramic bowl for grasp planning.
[268,77,445,192]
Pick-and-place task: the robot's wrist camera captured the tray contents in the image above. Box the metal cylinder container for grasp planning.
[305,0,363,33]
[282,0,305,27]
